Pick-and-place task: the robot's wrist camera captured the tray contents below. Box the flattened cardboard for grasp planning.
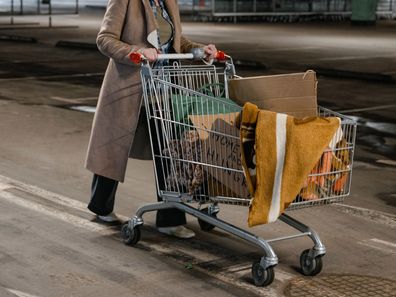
[189,112,249,198]
[228,71,318,118]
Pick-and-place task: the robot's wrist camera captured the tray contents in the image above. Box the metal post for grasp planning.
[253,0,257,12]
[10,0,14,25]
[48,0,52,28]
[75,0,79,14]
[272,0,276,12]
[233,0,236,23]
[37,0,40,14]
[20,0,23,15]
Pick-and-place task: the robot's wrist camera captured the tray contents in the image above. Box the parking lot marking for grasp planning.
[0,72,104,82]
[376,159,396,166]
[6,288,41,297]
[370,238,396,249]
[51,96,97,103]
[333,203,396,228]
[337,104,396,113]
[0,182,12,191]
[0,174,131,220]
[358,239,396,255]
[0,190,116,235]
[69,105,96,113]
[317,53,396,61]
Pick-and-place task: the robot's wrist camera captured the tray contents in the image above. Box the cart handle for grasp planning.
[129,50,227,64]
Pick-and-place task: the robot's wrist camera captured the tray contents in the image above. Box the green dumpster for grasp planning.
[351,0,378,23]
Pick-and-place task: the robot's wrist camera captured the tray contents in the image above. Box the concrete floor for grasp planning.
[0,7,395,297]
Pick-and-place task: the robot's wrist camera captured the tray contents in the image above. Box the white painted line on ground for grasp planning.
[230,46,319,53]
[376,159,396,167]
[358,240,396,255]
[0,176,88,212]
[0,190,116,235]
[0,183,12,191]
[6,288,42,297]
[0,175,129,221]
[261,46,319,52]
[333,203,396,228]
[337,104,396,113]
[370,238,396,249]
[316,53,396,61]
[0,72,104,82]
[51,96,97,103]
[69,105,96,113]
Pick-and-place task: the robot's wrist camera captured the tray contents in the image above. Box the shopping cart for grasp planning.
[121,52,357,286]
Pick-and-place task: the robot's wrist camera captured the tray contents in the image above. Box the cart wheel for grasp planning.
[198,207,217,232]
[251,261,275,287]
[300,249,323,276]
[121,222,141,246]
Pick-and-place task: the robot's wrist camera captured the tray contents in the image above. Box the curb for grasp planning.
[234,59,267,69]
[312,67,394,83]
[0,34,37,43]
[56,40,98,50]
[333,203,396,228]
[85,5,106,10]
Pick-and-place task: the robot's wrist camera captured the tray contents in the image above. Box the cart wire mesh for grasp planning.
[140,63,356,211]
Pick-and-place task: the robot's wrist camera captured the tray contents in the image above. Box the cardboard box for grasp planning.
[189,112,250,198]
[228,70,318,118]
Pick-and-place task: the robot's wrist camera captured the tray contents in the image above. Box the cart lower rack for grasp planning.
[121,54,357,287]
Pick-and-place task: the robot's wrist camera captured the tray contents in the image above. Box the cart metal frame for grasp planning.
[121,54,356,286]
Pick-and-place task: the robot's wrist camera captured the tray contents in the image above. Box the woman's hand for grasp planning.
[203,44,217,60]
[141,48,159,62]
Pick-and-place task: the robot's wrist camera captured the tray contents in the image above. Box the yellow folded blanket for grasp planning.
[240,102,340,226]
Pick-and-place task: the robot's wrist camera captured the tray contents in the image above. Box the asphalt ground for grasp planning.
[0,7,395,297]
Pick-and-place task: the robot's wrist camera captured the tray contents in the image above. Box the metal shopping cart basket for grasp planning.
[121,52,357,287]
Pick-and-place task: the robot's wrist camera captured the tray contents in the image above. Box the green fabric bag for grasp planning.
[171,83,239,125]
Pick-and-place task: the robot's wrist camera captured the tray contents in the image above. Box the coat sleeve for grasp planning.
[96,0,141,65]
[180,35,205,53]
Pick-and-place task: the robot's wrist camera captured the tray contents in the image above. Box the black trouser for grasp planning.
[87,106,186,227]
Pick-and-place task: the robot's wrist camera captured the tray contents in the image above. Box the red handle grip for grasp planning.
[215,50,226,61]
[129,52,143,64]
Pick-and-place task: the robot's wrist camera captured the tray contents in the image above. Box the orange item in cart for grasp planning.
[303,150,333,188]
[333,173,349,193]
[331,139,351,193]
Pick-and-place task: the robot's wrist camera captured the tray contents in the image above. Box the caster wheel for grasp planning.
[251,261,275,287]
[121,222,141,245]
[198,207,217,232]
[300,249,323,276]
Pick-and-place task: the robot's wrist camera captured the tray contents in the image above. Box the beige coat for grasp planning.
[85,0,203,182]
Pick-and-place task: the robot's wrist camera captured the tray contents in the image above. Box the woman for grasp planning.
[85,0,217,238]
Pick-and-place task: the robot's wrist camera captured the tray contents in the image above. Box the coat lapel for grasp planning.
[141,0,159,48]
[163,0,177,31]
